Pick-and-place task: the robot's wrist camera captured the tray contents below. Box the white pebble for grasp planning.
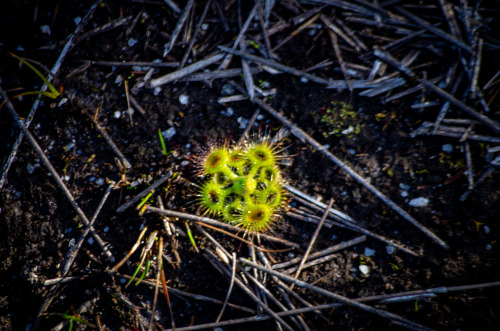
[87,237,94,245]
[74,17,82,25]
[399,183,410,190]
[179,94,189,105]
[237,117,249,129]
[364,247,375,257]
[95,178,104,186]
[257,114,264,120]
[400,191,409,197]
[114,75,122,84]
[104,226,110,233]
[386,245,395,254]
[62,175,70,181]
[409,197,429,207]
[27,164,35,174]
[128,38,138,47]
[114,111,121,119]
[40,25,51,35]
[359,265,370,275]
[300,77,309,83]
[485,244,492,250]
[58,98,68,107]
[162,127,177,140]
[442,144,453,154]
[181,161,189,166]
[484,225,490,234]
[225,107,234,116]
[201,23,209,31]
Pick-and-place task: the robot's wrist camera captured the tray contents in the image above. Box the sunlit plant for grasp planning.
[196,138,287,233]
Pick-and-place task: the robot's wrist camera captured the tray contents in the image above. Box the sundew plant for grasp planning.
[197,138,286,234]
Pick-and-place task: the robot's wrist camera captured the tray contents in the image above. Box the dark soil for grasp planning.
[1,1,499,330]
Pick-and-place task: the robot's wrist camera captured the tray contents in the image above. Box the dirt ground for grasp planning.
[1,1,500,330]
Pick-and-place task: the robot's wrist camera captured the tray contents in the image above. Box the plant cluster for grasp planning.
[197,139,286,233]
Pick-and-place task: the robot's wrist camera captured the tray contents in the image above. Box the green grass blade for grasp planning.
[9,52,60,98]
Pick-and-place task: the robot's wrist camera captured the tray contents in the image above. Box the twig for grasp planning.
[272,236,366,270]
[287,210,420,257]
[110,227,148,272]
[60,182,115,277]
[215,252,237,322]
[145,206,300,248]
[327,30,353,93]
[83,108,133,169]
[116,171,173,213]
[237,108,261,146]
[180,0,213,69]
[84,60,179,67]
[240,38,256,101]
[148,237,163,331]
[272,12,321,52]
[151,53,225,88]
[292,199,334,287]
[205,250,295,331]
[459,166,495,201]
[163,0,195,57]
[162,0,181,14]
[229,81,449,250]
[219,46,331,85]
[177,67,262,82]
[218,2,260,70]
[321,15,361,53]
[393,6,472,53]
[78,16,133,41]
[241,258,432,331]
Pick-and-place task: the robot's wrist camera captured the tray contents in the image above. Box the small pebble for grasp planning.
[485,244,492,250]
[40,25,51,35]
[104,226,109,233]
[442,144,453,154]
[364,247,375,257]
[181,161,189,166]
[221,83,235,95]
[114,75,122,84]
[120,278,126,284]
[409,197,429,207]
[400,191,409,198]
[386,245,395,254]
[87,237,94,245]
[300,77,309,83]
[484,225,490,234]
[359,265,370,276]
[95,178,104,186]
[399,183,410,190]
[62,175,70,181]
[128,38,138,47]
[288,253,295,259]
[74,17,82,25]
[201,23,209,31]
[257,114,264,120]
[225,107,234,116]
[237,117,249,129]
[27,164,35,174]
[179,94,189,105]
[58,98,68,107]
[114,111,121,119]
[162,127,176,140]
